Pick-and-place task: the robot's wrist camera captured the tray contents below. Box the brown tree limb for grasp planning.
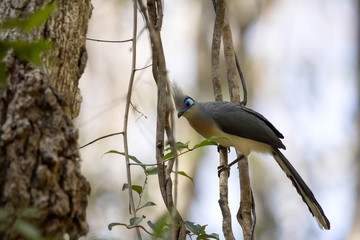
[222,9,241,105]
[211,1,236,240]
[218,147,236,240]
[211,0,225,102]
[221,6,255,240]
[137,1,186,239]
[211,0,255,239]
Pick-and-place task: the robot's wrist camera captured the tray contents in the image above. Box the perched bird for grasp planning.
[172,84,330,230]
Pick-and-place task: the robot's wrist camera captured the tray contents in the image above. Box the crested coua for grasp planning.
[172,84,330,230]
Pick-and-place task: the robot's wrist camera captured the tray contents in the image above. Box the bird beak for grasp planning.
[177,109,185,118]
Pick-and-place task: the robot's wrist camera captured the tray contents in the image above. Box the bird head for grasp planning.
[177,97,195,118]
[171,82,196,118]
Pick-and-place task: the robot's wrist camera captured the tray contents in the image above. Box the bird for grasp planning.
[171,84,330,230]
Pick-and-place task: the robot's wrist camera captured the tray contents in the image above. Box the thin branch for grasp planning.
[137,1,186,239]
[221,4,254,240]
[123,0,142,239]
[86,37,133,43]
[120,224,154,235]
[164,107,179,207]
[138,0,167,204]
[79,131,124,149]
[211,0,247,105]
[235,55,247,106]
[218,147,235,240]
[250,190,256,239]
[128,143,200,167]
[236,158,254,240]
[135,64,153,71]
[211,0,225,101]
[130,102,148,119]
[211,1,236,239]
[222,9,240,105]
[136,173,149,212]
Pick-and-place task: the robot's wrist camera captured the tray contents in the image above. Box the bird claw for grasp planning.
[217,164,230,178]
[217,145,230,153]
[217,155,245,178]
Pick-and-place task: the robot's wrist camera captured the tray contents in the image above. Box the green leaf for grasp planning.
[132,185,142,195]
[194,136,229,149]
[14,220,42,239]
[177,171,194,184]
[138,201,156,211]
[1,40,52,66]
[185,221,219,240]
[198,233,219,239]
[163,151,174,161]
[103,150,146,171]
[176,141,190,151]
[0,2,57,32]
[108,222,127,230]
[130,216,145,226]
[0,208,8,220]
[194,139,218,149]
[163,146,172,152]
[19,207,39,218]
[147,220,155,230]
[0,18,24,30]
[24,2,57,32]
[146,166,158,175]
[185,221,203,234]
[164,141,189,152]
[147,214,171,238]
[122,184,143,195]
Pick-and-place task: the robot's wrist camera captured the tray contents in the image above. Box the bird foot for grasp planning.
[217,145,230,153]
[217,155,245,178]
[218,164,230,177]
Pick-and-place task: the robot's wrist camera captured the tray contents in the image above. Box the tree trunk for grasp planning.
[0,0,92,239]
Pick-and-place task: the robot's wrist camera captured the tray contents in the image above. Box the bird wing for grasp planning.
[202,101,286,149]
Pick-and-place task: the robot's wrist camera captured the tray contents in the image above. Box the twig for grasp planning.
[250,190,256,239]
[123,1,142,239]
[222,9,240,105]
[235,55,247,106]
[136,173,149,212]
[211,1,236,240]
[120,224,154,235]
[221,4,254,240]
[86,37,133,43]
[138,0,167,204]
[79,131,124,149]
[218,147,235,240]
[135,64,153,71]
[236,158,253,240]
[137,1,186,239]
[211,0,225,102]
[130,102,148,119]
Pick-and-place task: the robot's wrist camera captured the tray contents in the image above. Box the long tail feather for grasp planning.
[272,148,330,230]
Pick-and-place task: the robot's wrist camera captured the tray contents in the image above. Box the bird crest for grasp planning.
[171,82,188,111]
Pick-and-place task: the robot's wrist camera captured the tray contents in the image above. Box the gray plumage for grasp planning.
[201,101,286,150]
[172,83,330,230]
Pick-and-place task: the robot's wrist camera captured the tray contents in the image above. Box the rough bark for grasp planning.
[0,0,92,239]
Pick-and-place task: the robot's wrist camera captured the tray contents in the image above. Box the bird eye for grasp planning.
[184,98,194,108]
